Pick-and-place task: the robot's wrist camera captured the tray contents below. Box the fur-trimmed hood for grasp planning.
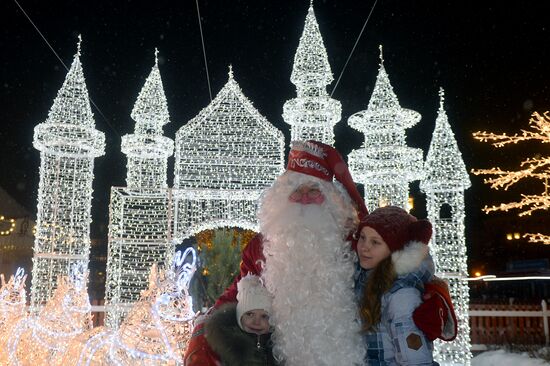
[205,303,277,366]
[391,240,430,276]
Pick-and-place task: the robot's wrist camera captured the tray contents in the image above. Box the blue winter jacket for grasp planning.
[354,254,439,366]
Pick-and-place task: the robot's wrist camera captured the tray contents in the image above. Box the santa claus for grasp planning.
[184,140,456,365]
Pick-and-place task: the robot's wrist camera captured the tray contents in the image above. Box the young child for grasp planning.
[354,206,439,365]
[204,274,277,366]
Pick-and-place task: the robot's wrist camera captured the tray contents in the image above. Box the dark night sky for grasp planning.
[2,1,550,271]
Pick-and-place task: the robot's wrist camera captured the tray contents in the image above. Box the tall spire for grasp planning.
[347,45,423,211]
[360,45,419,130]
[290,4,333,89]
[421,88,472,365]
[283,3,341,145]
[121,49,173,189]
[129,49,170,136]
[31,38,105,307]
[421,87,471,192]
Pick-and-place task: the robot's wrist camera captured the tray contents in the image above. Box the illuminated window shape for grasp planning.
[347,46,423,212]
[173,67,284,239]
[421,88,472,365]
[282,3,341,146]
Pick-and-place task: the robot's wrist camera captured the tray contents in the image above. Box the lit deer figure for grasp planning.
[8,262,92,365]
[65,248,198,365]
[0,268,28,365]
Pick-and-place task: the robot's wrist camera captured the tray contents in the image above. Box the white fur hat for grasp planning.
[236,274,272,329]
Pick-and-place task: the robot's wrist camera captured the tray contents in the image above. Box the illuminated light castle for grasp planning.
[105,50,175,328]
[173,66,284,239]
[421,88,472,366]
[282,3,341,146]
[30,38,105,308]
[347,46,424,211]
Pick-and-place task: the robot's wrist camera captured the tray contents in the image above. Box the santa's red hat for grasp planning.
[286,140,368,218]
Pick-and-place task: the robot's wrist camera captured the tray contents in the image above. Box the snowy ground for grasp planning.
[472,349,549,366]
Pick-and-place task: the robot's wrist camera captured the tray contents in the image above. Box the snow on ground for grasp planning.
[472,349,549,366]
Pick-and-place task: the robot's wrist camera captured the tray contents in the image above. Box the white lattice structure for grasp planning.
[106,51,175,328]
[421,89,472,366]
[174,67,284,239]
[30,38,105,308]
[347,46,423,211]
[282,3,341,146]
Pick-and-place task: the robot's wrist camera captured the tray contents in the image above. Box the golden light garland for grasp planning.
[472,111,550,244]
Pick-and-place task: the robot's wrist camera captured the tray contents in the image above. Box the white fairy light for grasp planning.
[421,88,472,366]
[64,249,197,365]
[0,268,28,365]
[30,37,105,309]
[173,66,284,239]
[121,49,174,190]
[282,3,341,145]
[8,264,92,365]
[106,50,175,329]
[347,46,424,211]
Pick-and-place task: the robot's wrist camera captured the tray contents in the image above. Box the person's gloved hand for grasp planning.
[413,279,457,341]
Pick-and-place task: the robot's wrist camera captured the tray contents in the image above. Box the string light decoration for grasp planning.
[347,46,423,212]
[121,49,174,190]
[282,3,341,146]
[63,249,197,365]
[420,88,472,366]
[173,66,284,239]
[0,216,16,236]
[30,36,105,309]
[8,263,92,365]
[106,50,175,329]
[472,110,550,244]
[0,268,27,365]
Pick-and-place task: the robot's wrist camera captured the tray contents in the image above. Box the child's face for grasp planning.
[356,226,391,269]
[240,309,270,335]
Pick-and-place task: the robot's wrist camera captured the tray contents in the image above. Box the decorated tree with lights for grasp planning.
[472,111,550,244]
[106,50,175,328]
[347,46,424,211]
[282,2,341,146]
[173,66,284,239]
[30,37,105,309]
[421,88,471,366]
[194,228,255,307]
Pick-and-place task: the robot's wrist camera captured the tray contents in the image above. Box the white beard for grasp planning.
[258,173,365,366]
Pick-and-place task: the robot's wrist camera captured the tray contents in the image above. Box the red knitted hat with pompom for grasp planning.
[355,206,432,252]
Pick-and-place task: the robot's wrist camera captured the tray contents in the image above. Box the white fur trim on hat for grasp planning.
[391,241,429,276]
[236,274,272,329]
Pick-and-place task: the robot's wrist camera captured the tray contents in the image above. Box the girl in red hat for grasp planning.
[355,205,451,365]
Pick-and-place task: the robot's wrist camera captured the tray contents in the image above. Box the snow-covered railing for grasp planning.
[469,300,549,350]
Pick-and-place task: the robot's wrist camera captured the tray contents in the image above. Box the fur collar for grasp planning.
[205,303,274,366]
[391,240,429,275]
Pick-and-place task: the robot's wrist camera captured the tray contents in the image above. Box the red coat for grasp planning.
[183,233,457,364]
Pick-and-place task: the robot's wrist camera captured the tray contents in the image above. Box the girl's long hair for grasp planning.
[359,256,396,332]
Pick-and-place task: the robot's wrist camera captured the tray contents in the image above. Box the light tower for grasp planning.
[30,37,105,308]
[347,46,423,211]
[282,2,341,145]
[421,88,472,366]
[105,50,175,328]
